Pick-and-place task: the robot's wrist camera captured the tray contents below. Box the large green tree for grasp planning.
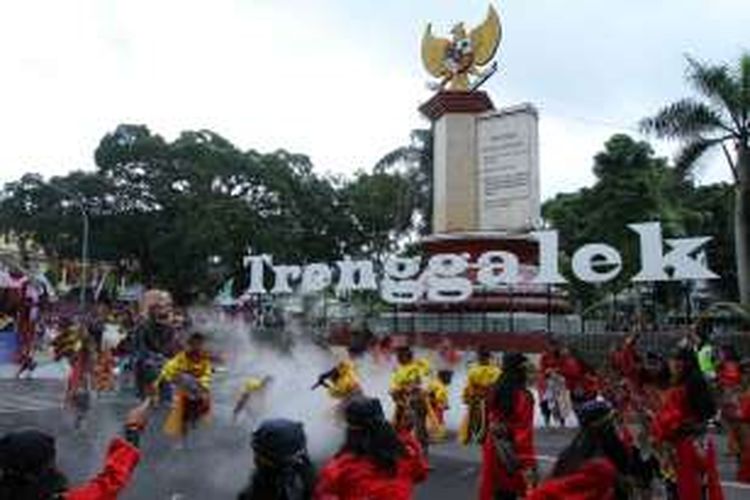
[0,124,360,304]
[543,134,692,306]
[641,54,750,305]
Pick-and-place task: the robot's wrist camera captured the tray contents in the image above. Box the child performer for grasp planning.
[426,369,452,442]
[233,375,272,422]
[154,332,212,441]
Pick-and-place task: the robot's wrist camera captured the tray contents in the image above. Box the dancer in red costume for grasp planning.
[651,346,723,500]
[479,353,537,500]
[315,396,428,500]
[717,345,743,457]
[726,359,750,483]
[0,400,150,500]
[527,400,635,500]
[609,334,642,385]
[558,347,600,417]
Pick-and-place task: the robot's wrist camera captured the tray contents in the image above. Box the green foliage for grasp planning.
[542,134,731,307]
[0,123,426,304]
[681,183,737,299]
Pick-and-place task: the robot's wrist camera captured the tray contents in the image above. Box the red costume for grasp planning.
[479,390,536,500]
[718,360,743,457]
[526,458,618,500]
[651,386,724,500]
[558,355,599,403]
[734,390,750,483]
[610,341,640,385]
[718,361,742,390]
[65,437,140,499]
[315,431,428,500]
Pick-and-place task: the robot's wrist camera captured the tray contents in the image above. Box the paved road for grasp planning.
[1,378,749,499]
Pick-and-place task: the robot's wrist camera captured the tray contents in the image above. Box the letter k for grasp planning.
[629,222,719,281]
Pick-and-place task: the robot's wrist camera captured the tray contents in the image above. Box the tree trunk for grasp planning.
[735,147,750,306]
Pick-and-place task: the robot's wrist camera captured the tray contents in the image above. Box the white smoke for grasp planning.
[185,307,572,470]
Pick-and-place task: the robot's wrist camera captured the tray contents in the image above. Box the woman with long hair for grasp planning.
[651,345,723,500]
[717,344,743,458]
[237,419,316,500]
[527,400,635,500]
[315,396,428,499]
[478,352,537,500]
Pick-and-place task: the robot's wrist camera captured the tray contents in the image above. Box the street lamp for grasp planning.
[35,180,89,311]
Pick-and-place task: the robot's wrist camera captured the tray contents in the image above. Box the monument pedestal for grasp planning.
[398,91,569,351]
[413,231,570,311]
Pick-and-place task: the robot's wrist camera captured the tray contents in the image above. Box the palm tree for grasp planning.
[641,54,750,305]
[374,128,434,235]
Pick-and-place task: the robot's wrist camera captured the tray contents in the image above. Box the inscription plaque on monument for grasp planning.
[477,103,540,232]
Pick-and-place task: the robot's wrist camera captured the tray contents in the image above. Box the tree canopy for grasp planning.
[543,134,736,307]
[0,124,418,303]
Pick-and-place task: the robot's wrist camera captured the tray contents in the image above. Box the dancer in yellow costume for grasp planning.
[426,369,453,442]
[459,346,501,445]
[154,333,212,440]
[233,375,272,421]
[390,346,436,452]
[313,350,363,419]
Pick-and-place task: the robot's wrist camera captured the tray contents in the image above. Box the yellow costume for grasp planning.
[327,360,362,400]
[459,362,501,445]
[390,358,436,448]
[156,351,212,438]
[52,326,82,361]
[242,376,266,394]
[156,351,212,389]
[390,358,431,392]
[426,376,450,441]
[233,376,270,420]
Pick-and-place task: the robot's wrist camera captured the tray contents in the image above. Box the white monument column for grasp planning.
[420,91,495,234]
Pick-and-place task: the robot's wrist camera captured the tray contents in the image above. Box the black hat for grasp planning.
[188,332,206,343]
[252,419,307,466]
[0,429,56,474]
[437,370,453,384]
[502,352,527,371]
[477,344,491,358]
[578,400,614,428]
[345,396,386,428]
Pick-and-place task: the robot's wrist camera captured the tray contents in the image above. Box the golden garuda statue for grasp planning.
[421,5,502,92]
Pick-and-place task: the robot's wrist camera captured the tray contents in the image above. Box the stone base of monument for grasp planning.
[390,232,573,352]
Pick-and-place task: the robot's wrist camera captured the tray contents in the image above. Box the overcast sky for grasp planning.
[1,0,747,199]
